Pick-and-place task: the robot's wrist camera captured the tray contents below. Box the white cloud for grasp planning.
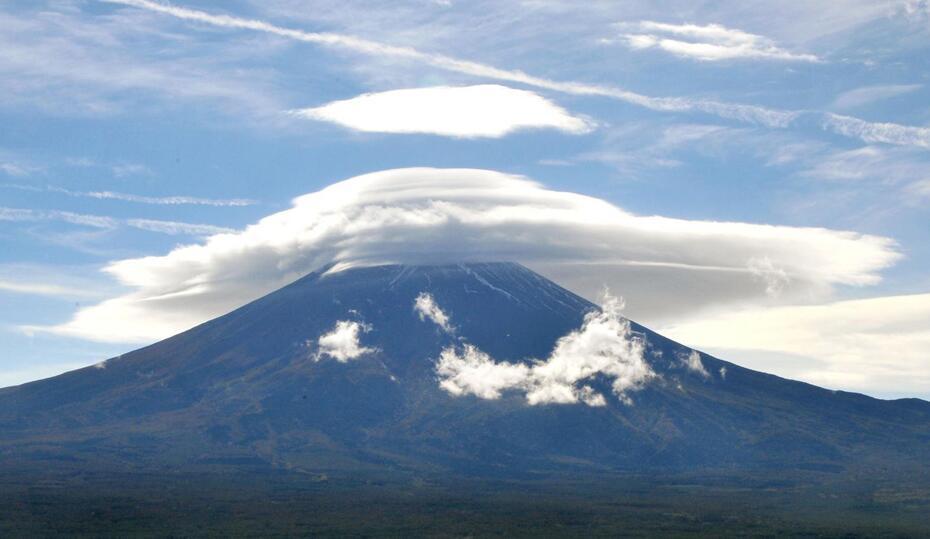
[617,21,819,62]
[831,84,921,110]
[437,345,530,400]
[822,114,930,150]
[798,145,930,204]
[1,162,33,177]
[111,163,153,178]
[40,167,900,344]
[0,206,232,236]
[436,293,653,406]
[314,320,375,362]
[0,280,100,299]
[105,1,930,148]
[662,293,930,397]
[0,207,116,229]
[293,85,593,138]
[414,292,453,333]
[907,179,930,199]
[680,350,710,379]
[3,184,256,207]
[124,219,235,236]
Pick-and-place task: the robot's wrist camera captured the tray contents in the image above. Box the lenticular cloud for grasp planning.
[45,168,900,343]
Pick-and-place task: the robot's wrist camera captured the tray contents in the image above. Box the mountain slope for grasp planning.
[1,262,928,478]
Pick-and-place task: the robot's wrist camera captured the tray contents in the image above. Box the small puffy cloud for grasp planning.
[680,350,710,379]
[42,168,899,344]
[314,320,375,362]
[291,85,594,138]
[414,292,453,333]
[436,294,653,406]
[437,345,530,400]
[616,21,819,62]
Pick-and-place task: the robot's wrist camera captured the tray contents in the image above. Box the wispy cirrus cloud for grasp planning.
[615,21,819,62]
[0,206,233,236]
[831,84,921,110]
[292,85,594,138]
[4,184,256,207]
[105,0,930,150]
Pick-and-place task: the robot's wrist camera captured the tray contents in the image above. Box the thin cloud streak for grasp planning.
[0,206,233,236]
[4,184,256,207]
[105,0,930,149]
[618,21,820,62]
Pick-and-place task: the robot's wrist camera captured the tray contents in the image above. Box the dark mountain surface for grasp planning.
[1,262,929,480]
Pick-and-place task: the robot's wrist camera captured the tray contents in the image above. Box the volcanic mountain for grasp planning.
[1,262,929,479]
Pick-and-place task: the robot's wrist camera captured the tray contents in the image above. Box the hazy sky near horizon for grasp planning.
[1,0,929,398]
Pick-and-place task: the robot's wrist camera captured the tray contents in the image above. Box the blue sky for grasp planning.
[1,0,929,398]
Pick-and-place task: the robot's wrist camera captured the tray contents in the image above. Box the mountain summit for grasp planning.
[1,262,928,478]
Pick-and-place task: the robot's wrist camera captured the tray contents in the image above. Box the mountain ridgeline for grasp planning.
[1,262,928,479]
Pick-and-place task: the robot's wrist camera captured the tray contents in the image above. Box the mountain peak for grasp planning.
[1,261,928,479]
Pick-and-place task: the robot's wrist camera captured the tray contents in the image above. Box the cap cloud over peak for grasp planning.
[42,167,898,344]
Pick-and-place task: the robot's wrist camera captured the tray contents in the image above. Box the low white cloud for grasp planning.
[293,85,593,138]
[41,167,900,344]
[414,292,453,333]
[437,345,530,400]
[616,21,819,62]
[314,320,375,362]
[680,350,710,379]
[437,294,652,406]
[662,293,930,397]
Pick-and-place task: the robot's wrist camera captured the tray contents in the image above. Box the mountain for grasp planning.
[1,262,929,480]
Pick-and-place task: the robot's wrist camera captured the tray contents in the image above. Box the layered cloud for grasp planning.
[314,320,375,362]
[662,293,930,397]
[293,85,593,138]
[437,294,652,406]
[617,21,819,62]
[40,167,900,344]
